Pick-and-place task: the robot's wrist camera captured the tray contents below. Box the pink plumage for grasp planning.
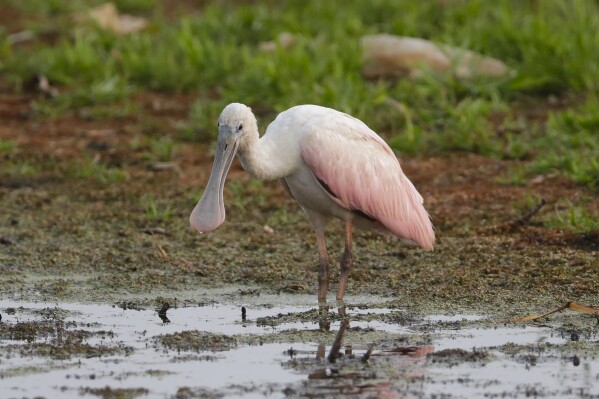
[191,103,435,302]
[299,112,435,250]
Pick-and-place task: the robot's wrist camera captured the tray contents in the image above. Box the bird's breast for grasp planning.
[284,166,349,220]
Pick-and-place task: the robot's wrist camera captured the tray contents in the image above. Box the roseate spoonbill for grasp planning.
[190,103,435,303]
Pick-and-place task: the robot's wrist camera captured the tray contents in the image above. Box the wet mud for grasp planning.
[1,292,598,398]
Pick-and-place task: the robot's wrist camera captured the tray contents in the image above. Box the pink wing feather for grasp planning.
[300,113,435,250]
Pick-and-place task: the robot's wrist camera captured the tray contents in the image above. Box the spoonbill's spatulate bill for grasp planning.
[190,103,435,303]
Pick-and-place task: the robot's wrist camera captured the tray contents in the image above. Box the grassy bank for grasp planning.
[1,0,597,235]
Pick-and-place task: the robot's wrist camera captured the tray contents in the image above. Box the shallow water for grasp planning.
[1,298,598,398]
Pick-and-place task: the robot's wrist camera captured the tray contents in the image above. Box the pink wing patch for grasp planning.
[300,123,435,250]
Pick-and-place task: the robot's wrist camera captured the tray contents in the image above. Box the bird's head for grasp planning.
[217,103,257,143]
[189,103,256,233]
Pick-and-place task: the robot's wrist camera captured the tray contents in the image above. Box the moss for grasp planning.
[156,331,237,352]
[428,348,490,365]
[80,387,149,399]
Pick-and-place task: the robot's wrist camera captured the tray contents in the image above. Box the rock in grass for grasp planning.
[361,34,513,80]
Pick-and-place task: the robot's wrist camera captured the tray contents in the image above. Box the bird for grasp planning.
[190,103,435,303]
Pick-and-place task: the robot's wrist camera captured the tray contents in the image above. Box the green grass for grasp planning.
[0,139,16,154]
[148,136,175,162]
[4,160,40,177]
[142,194,174,224]
[78,100,140,120]
[496,165,527,186]
[512,193,544,216]
[510,195,599,233]
[66,156,127,184]
[1,0,599,190]
[133,135,176,162]
[30,77,135,118]
[6,0,157,16]
[6,1,599,95]
[180,99,230,142]
[546,202,599,233]
[228,180,267,213]
[528,99,599,187]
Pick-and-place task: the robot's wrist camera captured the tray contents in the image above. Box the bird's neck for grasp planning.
[237,128,297,181]
[237,129,275,180]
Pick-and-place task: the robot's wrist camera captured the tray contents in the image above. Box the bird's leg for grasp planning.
[318,304,330,331]
[336,220,354,301]
[315,226,330,304]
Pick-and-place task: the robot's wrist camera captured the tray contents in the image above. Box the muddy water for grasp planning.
[1,295,598,399]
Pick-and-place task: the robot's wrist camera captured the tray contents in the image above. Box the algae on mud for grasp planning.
[157,330,238,352]
[0,159,597,314]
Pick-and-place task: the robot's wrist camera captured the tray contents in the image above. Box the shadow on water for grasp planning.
[0,296,598,398]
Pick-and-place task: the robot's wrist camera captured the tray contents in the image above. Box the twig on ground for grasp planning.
[142,227,168,235]
[361,346,374,362]
[149,232,194,270]
[511,301,599,322]
[276,283,308,293]
[150,233,168,261]
[509,198,547,229]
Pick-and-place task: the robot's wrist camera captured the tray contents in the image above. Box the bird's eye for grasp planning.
[238,124,243,131]
[217,122,220,128]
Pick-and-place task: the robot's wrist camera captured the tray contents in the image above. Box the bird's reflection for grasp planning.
[316,344,326,360]
[308,300,435,398]
[318,300,349,332]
